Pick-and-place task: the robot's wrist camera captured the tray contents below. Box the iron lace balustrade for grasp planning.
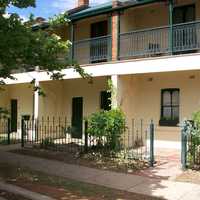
[73,35,112,65]
[119,21,200,60]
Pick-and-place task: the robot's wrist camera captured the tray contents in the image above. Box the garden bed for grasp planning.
[11,148,149,174]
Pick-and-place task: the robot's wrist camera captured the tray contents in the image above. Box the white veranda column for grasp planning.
[32,79,39,141]
[33,79,39,120]
[111,75,119,109]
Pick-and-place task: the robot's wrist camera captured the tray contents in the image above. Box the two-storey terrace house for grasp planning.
[1,0,200,148]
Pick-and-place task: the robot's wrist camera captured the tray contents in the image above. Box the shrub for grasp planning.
[183,112,200,167]
[193,111,200,128]
[87,109,126,151]
[40,137,55,149]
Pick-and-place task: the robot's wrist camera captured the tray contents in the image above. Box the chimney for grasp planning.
[112,0,121,8]
[78,0,89,7]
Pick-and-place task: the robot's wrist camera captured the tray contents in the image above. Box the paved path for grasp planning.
[0,181,55,200]
[0,149,200,200]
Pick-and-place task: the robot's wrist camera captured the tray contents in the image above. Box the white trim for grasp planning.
[4,53,200,85]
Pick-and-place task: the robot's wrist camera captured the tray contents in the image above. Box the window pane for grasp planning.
[163,107,171,119]
[172,90,179,106]
[163,91,171,106]
[172,106,179,119]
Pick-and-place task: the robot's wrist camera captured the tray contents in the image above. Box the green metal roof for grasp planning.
[70,1,112,21]
[69,0,158,21]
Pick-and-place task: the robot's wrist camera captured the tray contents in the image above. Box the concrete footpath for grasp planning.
[0,149,200,200]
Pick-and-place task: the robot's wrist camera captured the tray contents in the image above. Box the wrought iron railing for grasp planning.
[120,26,169,59]
[73,35,112,65]
[173,21,200,53]
[119,21,200,59]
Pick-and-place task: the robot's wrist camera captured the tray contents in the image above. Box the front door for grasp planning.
[90,20,108,63]
[173,4,196,52]
[11,99,17,132]
[71,97,83,139]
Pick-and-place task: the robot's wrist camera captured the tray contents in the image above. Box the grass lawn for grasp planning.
[0,163,163,200]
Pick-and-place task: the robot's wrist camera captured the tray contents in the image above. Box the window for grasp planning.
[159,89,180,126]
[173,4,195,24]
[100,91,111,111]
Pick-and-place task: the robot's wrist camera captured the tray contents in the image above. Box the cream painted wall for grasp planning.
[0,86,9,109]
[0,84,34,119]
[121,0,200,33]
[74,15,110,64]
[39,77,108,121]
[119,70,200,141]
[74,15,110,41]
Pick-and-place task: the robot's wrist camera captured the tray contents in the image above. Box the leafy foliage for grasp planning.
[87,109,126,151]
[0,0,92,116]
[0,0,89,80]
[182,112,200,168]
[40,137,55,149]
[0,107,9,118]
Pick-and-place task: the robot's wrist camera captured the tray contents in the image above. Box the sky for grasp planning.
[8,0,110,21]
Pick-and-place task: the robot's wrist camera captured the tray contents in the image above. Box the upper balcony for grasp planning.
[70,0,200,66]
[71,14,112,65]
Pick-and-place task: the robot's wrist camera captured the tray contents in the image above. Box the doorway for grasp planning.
[71,97,83,139]
[11,99,17,132]
[173,4,196,52]
[90,20,108,63]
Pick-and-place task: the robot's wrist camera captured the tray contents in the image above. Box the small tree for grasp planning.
[0,0,91,116]
[87,109,126,152]
[0,0,92,80]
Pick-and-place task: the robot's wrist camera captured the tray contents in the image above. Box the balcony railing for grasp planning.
[119,21,200,59]
[73,35,112,65]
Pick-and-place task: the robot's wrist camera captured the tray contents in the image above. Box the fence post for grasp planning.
[150,120,155,167]
[21,118,25,148]
[84,120,88,152]
[181,127,187,170]
[7,118,11,145]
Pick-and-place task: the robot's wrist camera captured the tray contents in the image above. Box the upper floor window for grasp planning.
[173,4,195,24]
[160,89,180,127]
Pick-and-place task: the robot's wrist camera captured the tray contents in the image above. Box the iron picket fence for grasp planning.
[0,118,21,145]
[21,117,155,165]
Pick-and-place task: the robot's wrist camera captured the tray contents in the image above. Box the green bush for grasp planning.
[183,112,200,167]
[191,111,200,146]
[40,137,55,149]
[193,111,200,128]
[87,109,126,151]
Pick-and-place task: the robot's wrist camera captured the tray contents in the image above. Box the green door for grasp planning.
[71,97,83,139]
[11,99,17,132]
